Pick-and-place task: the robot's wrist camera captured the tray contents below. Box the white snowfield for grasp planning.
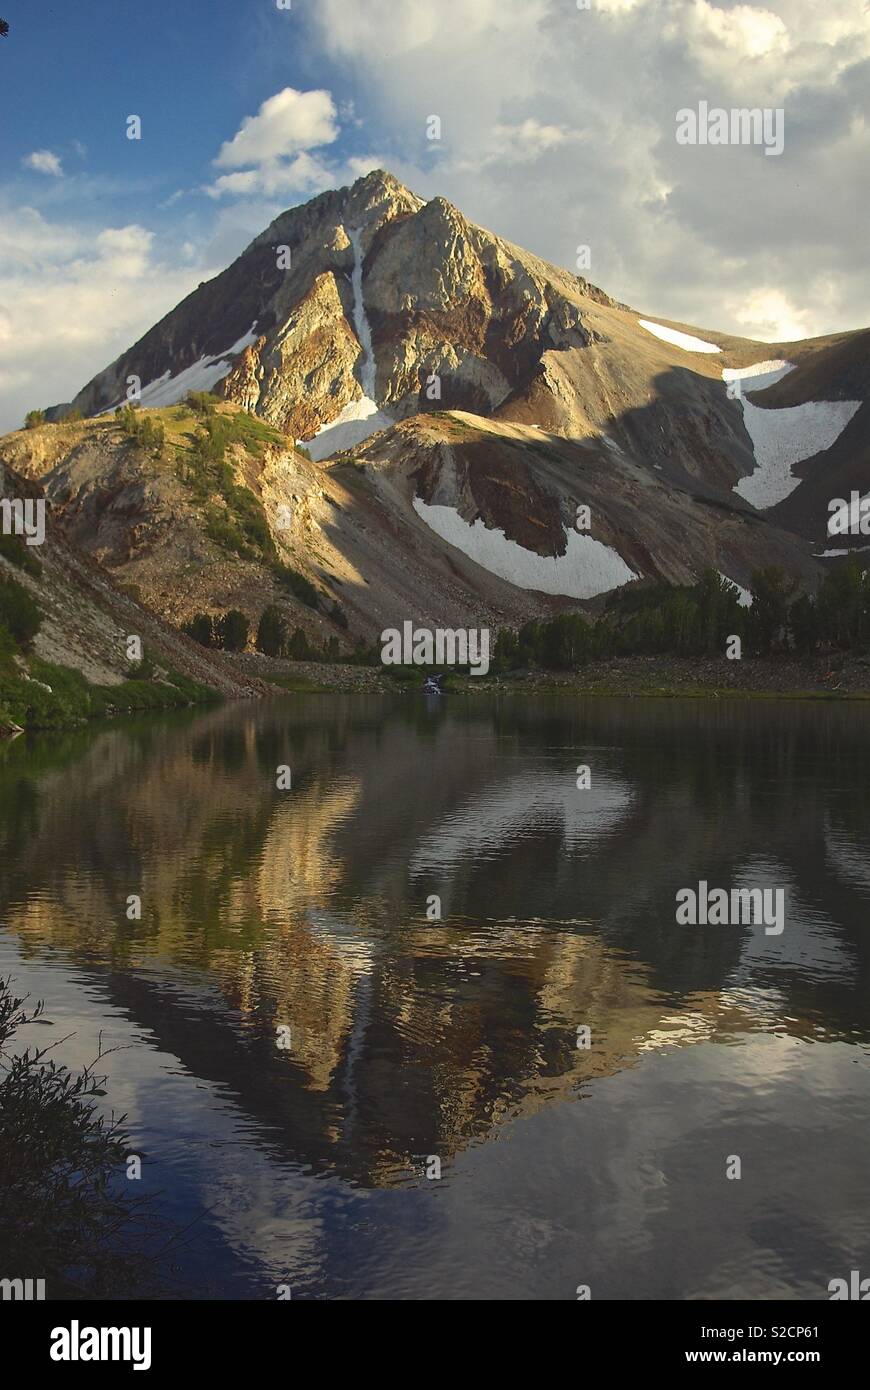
[717,571,752,607]
[105,324,260,413]
[306,395,392,462]
[412,498,636,598]
[726,360,861,509]
[638,319,721,353]
[306,225,392,462]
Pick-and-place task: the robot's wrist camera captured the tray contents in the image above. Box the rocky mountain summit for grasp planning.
[60,170,621,447]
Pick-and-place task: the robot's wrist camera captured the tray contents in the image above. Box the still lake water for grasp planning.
[2,692,870,1300]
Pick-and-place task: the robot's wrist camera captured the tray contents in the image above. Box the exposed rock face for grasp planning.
[249,273,363,438]
[1,408,349,649]
[0,458,264,697]
[57,170,614,448]
[218,337,266,416]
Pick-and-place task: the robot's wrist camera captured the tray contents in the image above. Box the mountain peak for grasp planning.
[349,167,408,196]
[53,166,616,430]
[341,166,424,231]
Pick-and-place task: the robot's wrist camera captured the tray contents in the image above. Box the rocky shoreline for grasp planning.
[6,651,868,738]
[229,651,870,699]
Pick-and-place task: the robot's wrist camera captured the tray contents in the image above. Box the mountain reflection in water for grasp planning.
[1,693,869,1300]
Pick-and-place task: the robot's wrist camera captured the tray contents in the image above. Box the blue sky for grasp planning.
[0,0,383,264]
[1,1,359,181]
[1,0,868,431]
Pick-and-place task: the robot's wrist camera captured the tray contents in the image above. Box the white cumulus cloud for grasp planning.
[215,87,338,167]
[208,87,339,198]
[23,149,63,177]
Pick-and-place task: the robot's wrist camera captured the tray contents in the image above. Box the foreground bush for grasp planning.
[0,574,42,649]
[0,978,150,1296]
[114,403,164,453]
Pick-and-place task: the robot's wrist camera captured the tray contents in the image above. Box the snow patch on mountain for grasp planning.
[638,320,720,353]
[726,360,793,394]
[104,325,259,413]
[412,499,636,598]
[306,396,392,461]
[727,360,862,509]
